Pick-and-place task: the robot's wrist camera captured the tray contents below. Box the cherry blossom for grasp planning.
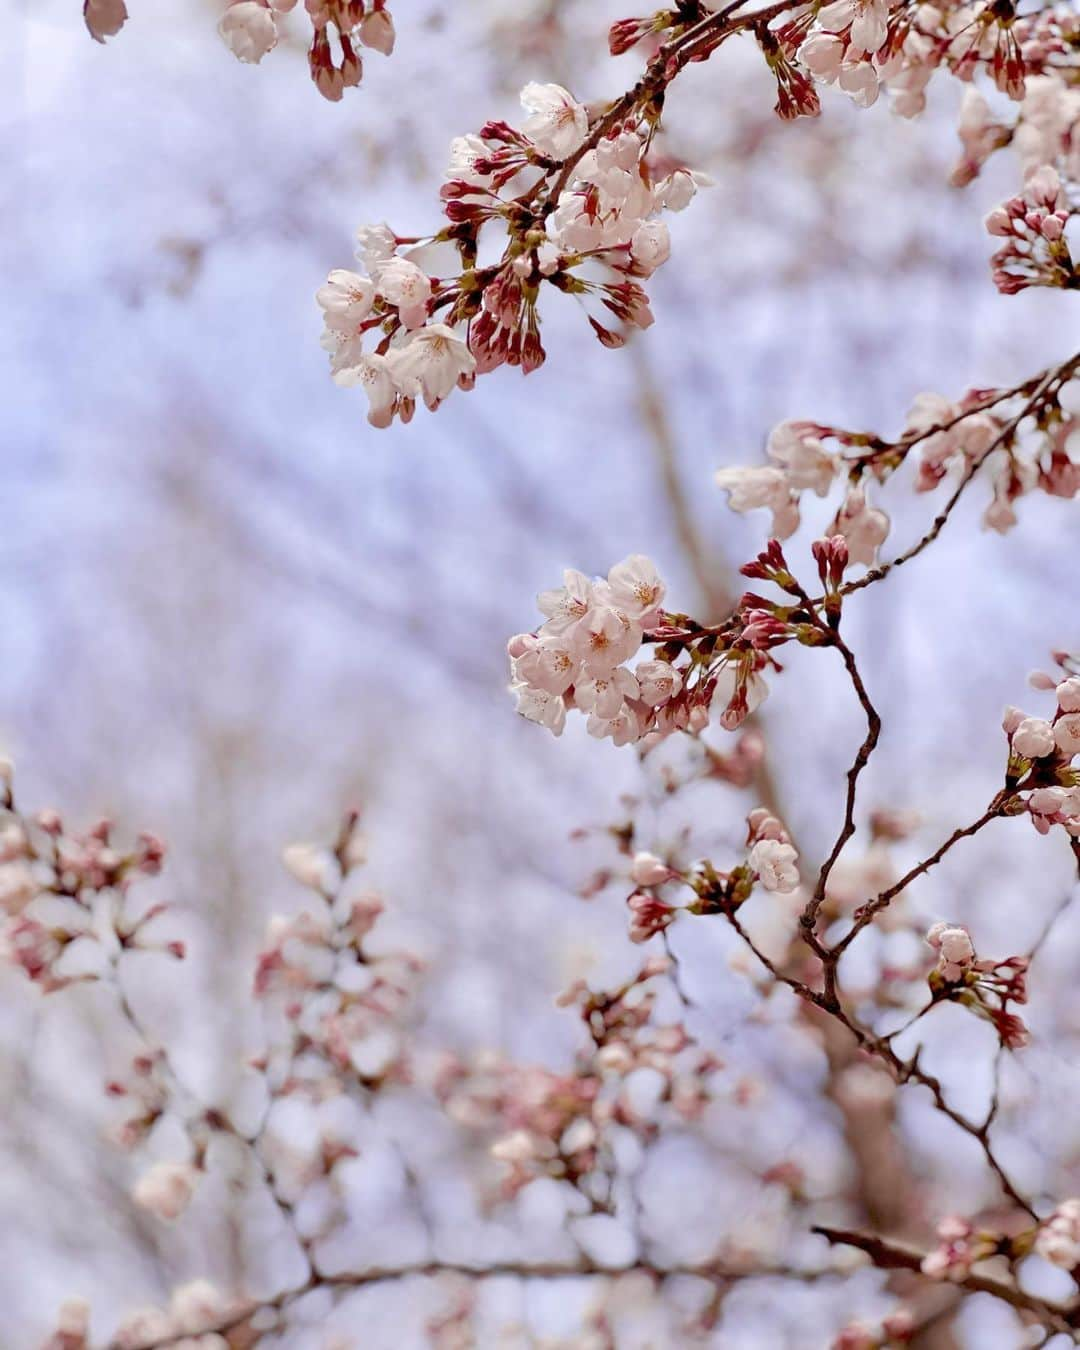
[749,837,800,893]
[830,486,890,566]
[714,466,800,539]
[1012,715,1056,759]
[1036,1200,1080,1268]
[389,324,477,408]
[218,1,279,63]
[519,82,588,159]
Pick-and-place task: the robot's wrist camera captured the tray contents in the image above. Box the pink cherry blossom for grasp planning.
[1012,716,1055,758]
[133,1161,200,1222]
[218,1,279,64]
[519,83,588,159]
[389,324,477,409]
[748,838,800,893]
[603,554,666,619]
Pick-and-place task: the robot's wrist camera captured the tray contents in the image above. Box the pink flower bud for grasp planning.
[630,852,674,886]
[1058,678,1080,713]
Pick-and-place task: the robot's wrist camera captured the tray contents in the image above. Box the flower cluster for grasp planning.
[319,81,703,426]
[775,0,1041,122]
[436,957,723,1200]
[794,0,895,111]
[298,0,1080,420]
[317,254,478,428]
[507,553,683,745]
[920,1215,999,1280]
[255,814,423,1089]
[746,808,801,893]
[509,538,881,747]
[45,1281,238,1350]
[717,423,889,561]
[83,0,398,99]
[986,164,1078,294]
[926,922,1030,1049]
[1005,663,1080,838]
[718,362,1079,551]
[620,806,801,947]
[0,773,172,996]
[216,0,396,100]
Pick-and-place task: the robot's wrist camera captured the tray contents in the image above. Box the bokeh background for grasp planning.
[3,0,1079,1344]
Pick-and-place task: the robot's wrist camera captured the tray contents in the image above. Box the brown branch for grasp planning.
[112,1255,844,1349]
[542,0,796,207]
[831,793,1011,959]
[812,1228,1079,1338]
[800,629,882,960]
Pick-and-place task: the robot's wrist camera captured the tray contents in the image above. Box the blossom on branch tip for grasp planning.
[519,82,589,159]
[627,890,676,943]
[749,837,800,893]
[920,1216,984,1280]
[926,921,975,980]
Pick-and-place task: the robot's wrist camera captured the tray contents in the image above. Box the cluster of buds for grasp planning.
[986,165,1077,295]
[626,880,679,943]
[721,363,1078,550]
[737,539,841,645]
[216,0,396,101]
[919,1214,1002,1280]
[831,1309,916,1350]
[624,848,687,944]
[607,5,820,120]
[436,958,721,1200]
[319,80,705,425]
[794,0,894,110]
[787,0,1026,117]
[937,0,1026,100]
[44,1282,237,1350]
[745,808,801,894]
[949,70,1080,189]
[1005,666,1080,837]
[254,812,422,1090]
[601,797,800,947]
[671,807,800,918]
[113,1281,238,1349]
[926,922,1030,1050]
[0,775,174,995]
[83,0,397,101]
